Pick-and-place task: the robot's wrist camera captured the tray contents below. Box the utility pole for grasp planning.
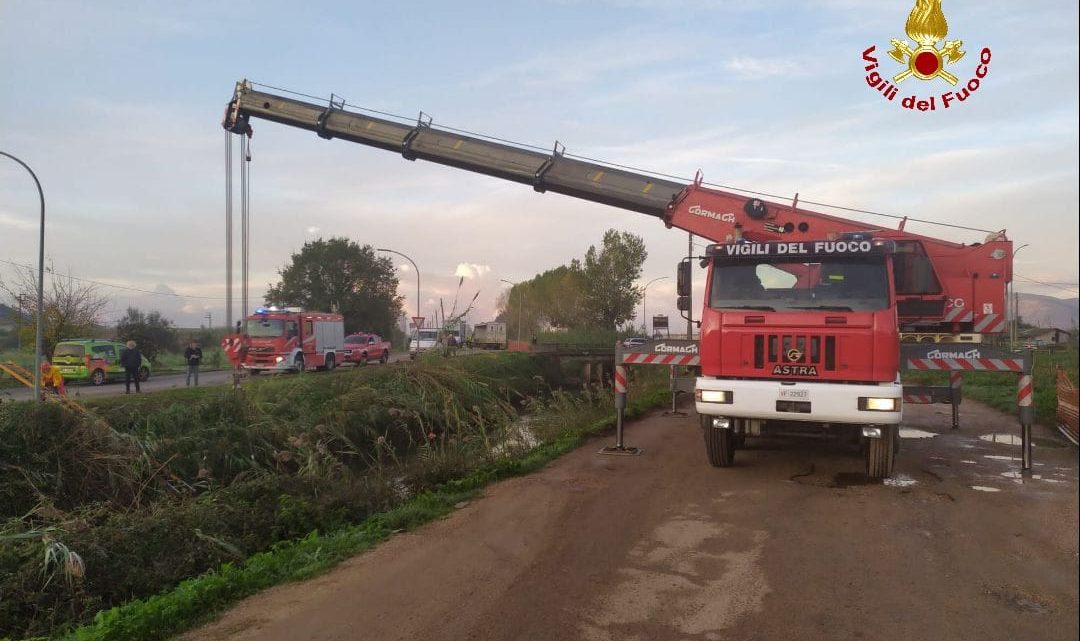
[15,294,24,351]
[686,232,694,340]
[205,311,213,330]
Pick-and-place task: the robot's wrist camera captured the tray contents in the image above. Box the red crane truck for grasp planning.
[226,306,345,373]
[222,81,1011,477]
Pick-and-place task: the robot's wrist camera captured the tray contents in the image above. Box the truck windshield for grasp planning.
[709,257,889,312]
[245,319,285,337]
[417,330,439,342]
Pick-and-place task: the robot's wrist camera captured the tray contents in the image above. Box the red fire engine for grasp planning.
[225,306,345,373]
[222,81,1012,477]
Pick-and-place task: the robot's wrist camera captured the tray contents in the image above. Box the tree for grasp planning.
[0,265,110,356]
[580,229,648,329]
[265,237,403,336]
[116,308,177,362]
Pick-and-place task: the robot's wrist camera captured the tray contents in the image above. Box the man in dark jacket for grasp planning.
[184,340,203,386]
[120,340,142,394]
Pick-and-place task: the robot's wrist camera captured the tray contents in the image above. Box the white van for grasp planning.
[409,328,440,358]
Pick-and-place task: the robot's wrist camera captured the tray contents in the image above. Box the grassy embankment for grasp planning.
[904,346,1077,426]
[0,352,666,641]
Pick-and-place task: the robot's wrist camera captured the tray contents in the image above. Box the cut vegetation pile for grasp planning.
[0,353,646,640]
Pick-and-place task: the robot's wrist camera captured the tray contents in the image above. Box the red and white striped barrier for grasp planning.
[943,306,973,323]
[949,371,963,389]
[973,313,1007,333]
[622,353,700,366]
[906,357,1022,372]
[1017,374,1033,407]
[614,365,628,394]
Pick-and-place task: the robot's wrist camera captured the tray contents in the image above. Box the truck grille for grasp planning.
[753,334,836,371]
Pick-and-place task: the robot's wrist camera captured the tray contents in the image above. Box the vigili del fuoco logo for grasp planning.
[862,0,992,111]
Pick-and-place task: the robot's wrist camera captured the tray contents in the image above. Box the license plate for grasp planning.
[779,389,809,399]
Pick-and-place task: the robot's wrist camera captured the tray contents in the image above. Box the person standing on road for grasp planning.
[120,340,142,394]
[184,340,203,386]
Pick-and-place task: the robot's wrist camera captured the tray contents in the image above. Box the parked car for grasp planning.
[344,333,391,365]
[622,336,648,348]
[51,338,152,386]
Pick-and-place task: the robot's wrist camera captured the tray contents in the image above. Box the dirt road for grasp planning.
[181,401,1078,641]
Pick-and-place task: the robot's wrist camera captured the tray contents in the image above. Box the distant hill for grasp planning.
[1018,293,1079,330]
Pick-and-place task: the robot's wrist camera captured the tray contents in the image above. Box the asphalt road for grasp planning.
[1,353,410,402]
[180,400,1079,641]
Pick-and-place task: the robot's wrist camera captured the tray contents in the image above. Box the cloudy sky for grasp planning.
[1,0,1077,332]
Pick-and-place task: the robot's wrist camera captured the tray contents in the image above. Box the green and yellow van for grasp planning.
[52,339,151,386]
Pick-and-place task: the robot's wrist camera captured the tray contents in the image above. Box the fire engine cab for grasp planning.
[694,236,903,475]
[234,307,345,373]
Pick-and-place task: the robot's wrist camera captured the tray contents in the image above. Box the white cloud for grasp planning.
[723,56,800,78]
[305,226,320,235]
[455,263,491,279]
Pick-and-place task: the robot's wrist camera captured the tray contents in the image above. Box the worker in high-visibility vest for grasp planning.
[40,360,67,399]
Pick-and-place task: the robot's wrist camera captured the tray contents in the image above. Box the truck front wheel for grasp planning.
[702,414,736,467]
[865,425,898,479]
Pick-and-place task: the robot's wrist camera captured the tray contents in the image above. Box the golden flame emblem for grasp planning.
[888,0,965,85]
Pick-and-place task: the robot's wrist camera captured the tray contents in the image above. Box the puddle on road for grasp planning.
[971,486,1002,492]
[980,433,1024,446]
[883,473,917,487]
[979,433,1067,448]
[900,428,937,439]
[830,472,917,488]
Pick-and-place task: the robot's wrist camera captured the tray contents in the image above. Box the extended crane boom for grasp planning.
[223,80,1011,335]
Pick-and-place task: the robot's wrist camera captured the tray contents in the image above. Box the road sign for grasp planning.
[411,316,425,329]
[652,314,668,330]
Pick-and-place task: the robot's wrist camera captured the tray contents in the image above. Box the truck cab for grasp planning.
[237,307,344,372]
[693,236,902,477]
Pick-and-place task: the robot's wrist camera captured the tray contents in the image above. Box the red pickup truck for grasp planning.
[343,333,391,365]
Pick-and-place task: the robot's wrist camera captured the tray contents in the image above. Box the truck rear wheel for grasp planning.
[702,414,736,467]
[380,350,389,364]
[325,354,336,371]
[865,425,898,479]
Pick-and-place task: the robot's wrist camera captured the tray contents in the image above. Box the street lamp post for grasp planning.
[641,276,669,337]
[1010,243,1030,347]
[500,279,524,342]
[1,151,45,404]
[377,248,421,339]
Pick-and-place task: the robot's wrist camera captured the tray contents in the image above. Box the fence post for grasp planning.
[600,346,641,456]
[950,371,963,430]
[1018,349,1034,477]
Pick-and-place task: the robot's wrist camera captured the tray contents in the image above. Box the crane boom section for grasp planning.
[225,84,684,217]
[223,80,1011,334]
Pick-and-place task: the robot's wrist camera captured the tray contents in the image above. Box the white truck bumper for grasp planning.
[695,377,902,425]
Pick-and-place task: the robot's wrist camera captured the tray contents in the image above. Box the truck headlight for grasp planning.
[695,389,733,404]
[275,356,284,363]
[859,397,900,412]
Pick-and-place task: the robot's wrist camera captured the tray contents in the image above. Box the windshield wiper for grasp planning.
[721,305,776,311]
[789,305,854,312]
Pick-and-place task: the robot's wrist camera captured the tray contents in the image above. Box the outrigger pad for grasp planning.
[598,446,642,456]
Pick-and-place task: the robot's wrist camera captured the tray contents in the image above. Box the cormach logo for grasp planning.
[927,348,981,359]
[862,0,991,111]
[654,343,699,354]
[688,205,735,223]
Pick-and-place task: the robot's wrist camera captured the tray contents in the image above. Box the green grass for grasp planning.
[49,384,668,641]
